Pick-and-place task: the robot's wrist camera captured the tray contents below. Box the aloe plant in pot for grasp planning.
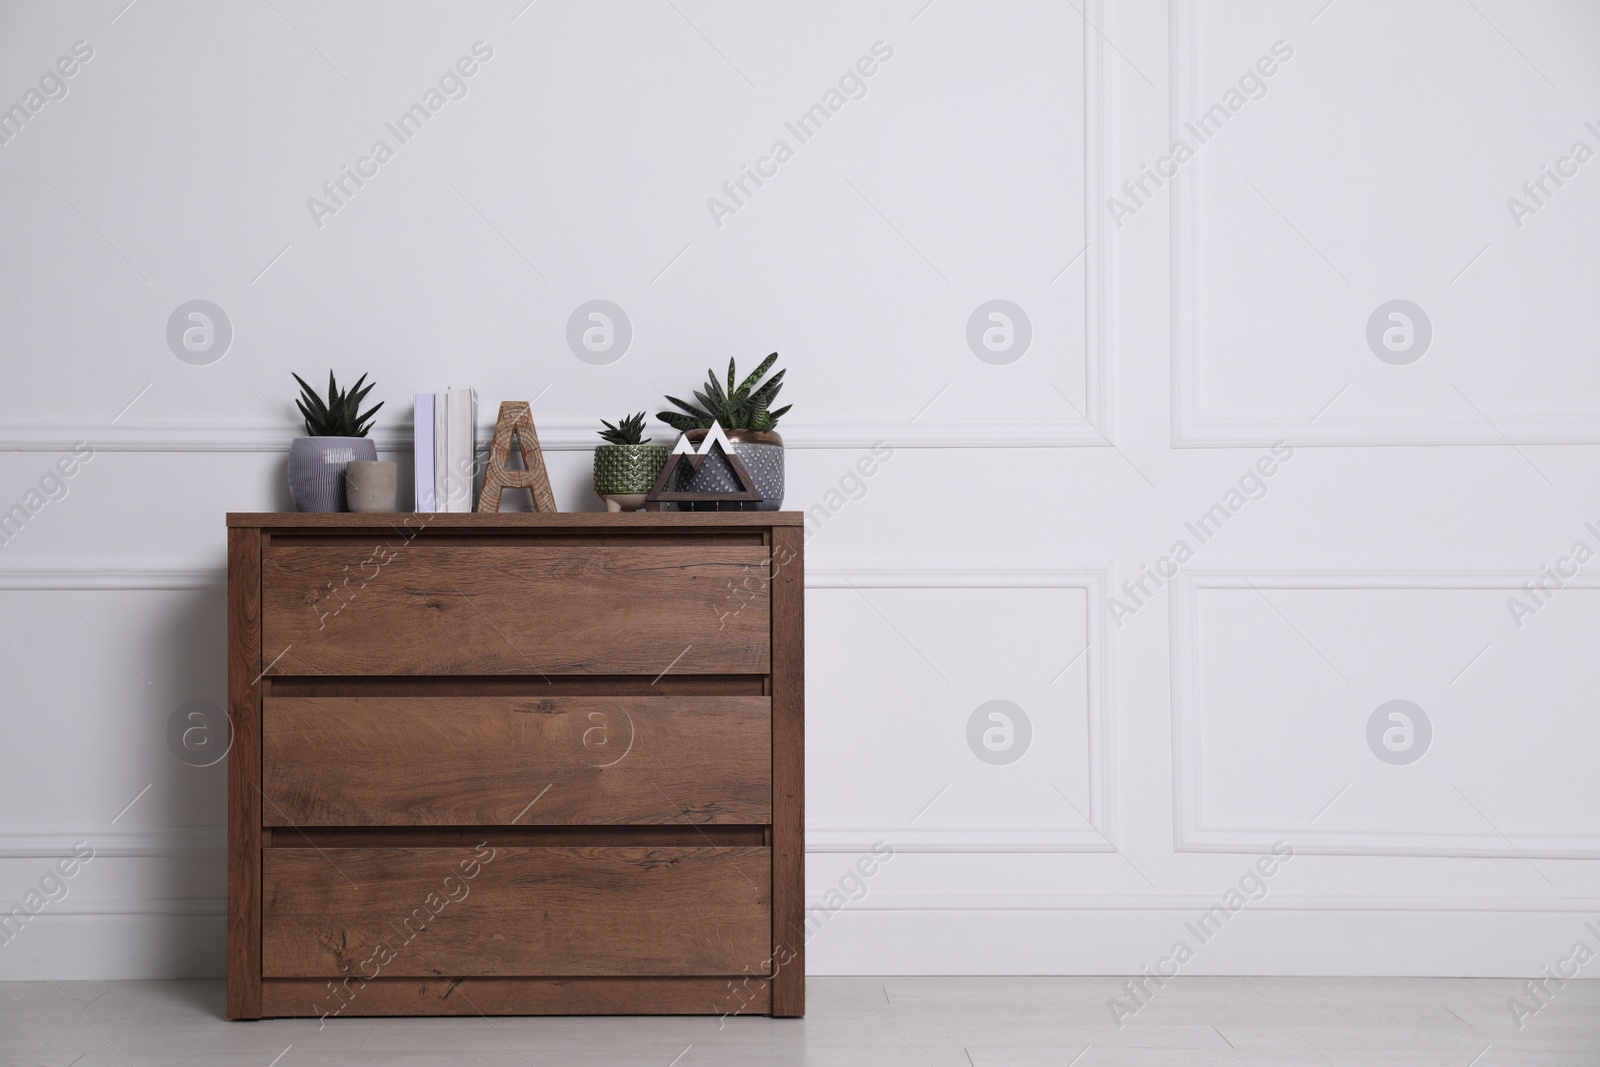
[288,371,383,513]
[657,353,790,511]
[592,412,668,512]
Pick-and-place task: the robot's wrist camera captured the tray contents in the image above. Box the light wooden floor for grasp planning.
[2,977,1596,1066]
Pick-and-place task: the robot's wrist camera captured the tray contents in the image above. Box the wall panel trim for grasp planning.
[0,559,1116,856]
[4,4,1113,457]
[1172,567,1600,858]
[1167,0,1600,447]
[0,827,224,859]
[0,416,1114,454]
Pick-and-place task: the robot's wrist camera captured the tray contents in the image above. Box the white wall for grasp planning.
[1,0,1597,979]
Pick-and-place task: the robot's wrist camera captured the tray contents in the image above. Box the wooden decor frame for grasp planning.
[476,401,557,513]
[644,422,763,510]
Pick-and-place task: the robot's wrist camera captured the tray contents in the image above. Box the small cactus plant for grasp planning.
[597,412,650,446]
[292,371,382,437]
[593,412,669,511]
[658,353,790,433]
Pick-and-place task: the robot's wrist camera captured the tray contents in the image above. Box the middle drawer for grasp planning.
[263,695,771,826]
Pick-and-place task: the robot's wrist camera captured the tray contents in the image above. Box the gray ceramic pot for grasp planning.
[288,436,377,512]
[675,428,784,512]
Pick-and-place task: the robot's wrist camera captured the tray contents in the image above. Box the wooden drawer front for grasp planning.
[263,696,771,826]
[262,846,770,977]
[262,542,770,676]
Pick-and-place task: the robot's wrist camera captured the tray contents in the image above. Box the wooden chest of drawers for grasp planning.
[225,512,804,1019]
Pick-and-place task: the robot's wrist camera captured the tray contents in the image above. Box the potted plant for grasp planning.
[658,353,790,511]
[592,412,669,512]
[288,371,383,513]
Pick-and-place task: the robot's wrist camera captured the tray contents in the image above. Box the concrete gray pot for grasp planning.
[289,436,377,512]
[345,460,398,513]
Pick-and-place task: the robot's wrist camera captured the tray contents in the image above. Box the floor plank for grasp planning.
[1,978,1596,1067]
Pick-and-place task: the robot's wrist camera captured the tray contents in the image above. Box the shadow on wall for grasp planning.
[149,587,229,978]
[262,454,295,513]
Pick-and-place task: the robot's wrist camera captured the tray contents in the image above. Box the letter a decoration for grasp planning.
[476,400,557,512]
[644,421,763,510]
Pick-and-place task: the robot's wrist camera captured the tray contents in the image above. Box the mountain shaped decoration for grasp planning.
[644,421,764,511]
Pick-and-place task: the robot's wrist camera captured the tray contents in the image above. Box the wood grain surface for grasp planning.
[263,695,771,825]
[273,826,767,847]
[233,513,803,1017]
[262,846,771,978]
[230,511,803,527]
[475,401,557,514]
[769,524,806,1017]
[262,542,770,676]
[226,526,262,1020]
[266,675,766,698]
[261,975,764,1016]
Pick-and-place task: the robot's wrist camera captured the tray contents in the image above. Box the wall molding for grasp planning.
[0,827,224,859]
[0,898,224,917]
[809,826,1107,854]
[0,565,225,591]
[0,416,1114,454]
[0,559,1117,856]
[1171,567,1600,859]
[1166,1,1599,448]
[813,560,1115,852]
[1172,413,1600,449]
[1080,0,1113,442]
[2,8,1113,457]
[821,894,1600,912]
[808,562,1111,589]
[0,559,1109,593]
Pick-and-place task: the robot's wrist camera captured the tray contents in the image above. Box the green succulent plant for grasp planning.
[658,352,791,434]
[292,371,383,438]
[597,412,651,445]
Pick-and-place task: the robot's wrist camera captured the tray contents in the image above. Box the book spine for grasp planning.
[444,388,457,512]
[435,390,449,513]
[466,388,478,510]
[414,393,435,511]
[447,388,471,512]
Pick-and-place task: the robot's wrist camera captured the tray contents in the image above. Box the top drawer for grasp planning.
[261,538,771,676]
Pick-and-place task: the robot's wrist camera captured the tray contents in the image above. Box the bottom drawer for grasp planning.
[262,846,771,978]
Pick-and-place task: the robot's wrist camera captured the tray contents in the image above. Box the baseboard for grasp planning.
[0,913,222,980]
[806,907,1600,977]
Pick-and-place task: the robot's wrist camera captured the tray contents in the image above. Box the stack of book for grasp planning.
[413,388,478,512]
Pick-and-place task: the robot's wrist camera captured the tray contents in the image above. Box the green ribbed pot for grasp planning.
[593,443,669,496]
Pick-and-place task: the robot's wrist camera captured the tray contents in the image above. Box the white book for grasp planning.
[413,393,435,512]
[446,387,477,512]
[434,388,449,514]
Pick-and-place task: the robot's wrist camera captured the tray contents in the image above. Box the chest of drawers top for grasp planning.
[232,511,797,678]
